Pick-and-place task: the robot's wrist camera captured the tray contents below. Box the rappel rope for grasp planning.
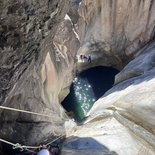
[0,105,65,152]
[0,136,64,152]
[0,106,54,118]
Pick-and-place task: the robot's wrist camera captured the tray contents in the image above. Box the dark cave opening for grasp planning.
[61,66,119,121]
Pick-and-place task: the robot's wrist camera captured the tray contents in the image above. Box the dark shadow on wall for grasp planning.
[101,40,155,98]
[62,136,119,155]
[102,69,155,99]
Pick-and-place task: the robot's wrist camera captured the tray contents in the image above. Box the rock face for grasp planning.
[77,0,155,71]
[0,0,155,154]
[0,0,80,145]
[115,41,155,84]
[62,41,155,155]
[61,1,155,155]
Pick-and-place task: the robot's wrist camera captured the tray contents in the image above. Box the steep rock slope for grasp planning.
[62,41,155,155]
[61,1,155,155]
[77,0,155,70]
[0,0,80,145]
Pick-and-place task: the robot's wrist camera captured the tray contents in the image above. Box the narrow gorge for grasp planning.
[0,0,155,154]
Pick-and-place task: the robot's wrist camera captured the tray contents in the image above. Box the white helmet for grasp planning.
[37,149,51,155]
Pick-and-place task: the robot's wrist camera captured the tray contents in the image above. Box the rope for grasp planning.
[25,148,36,154]
[0,138,16,147]
[45,136,63,146]
[0,135,64,153]
[0,138,40,149]
[0,106,65,152]
[0,106,53,118]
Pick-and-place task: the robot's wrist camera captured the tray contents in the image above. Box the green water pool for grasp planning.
[61,66,119,121]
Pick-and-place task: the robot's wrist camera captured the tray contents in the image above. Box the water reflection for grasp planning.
[73,77,96,117]
[62,66,119,121]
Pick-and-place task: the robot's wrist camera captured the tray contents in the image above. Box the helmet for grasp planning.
[37,149,51,155]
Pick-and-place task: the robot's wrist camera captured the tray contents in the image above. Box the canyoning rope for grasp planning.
[0,105,54,119]
[45,136,63,146]
[0,105,65,152]
[0,138,19,148]
[0,135,64,152]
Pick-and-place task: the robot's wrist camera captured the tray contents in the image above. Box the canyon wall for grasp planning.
[62,1,155,155]
[62,35,155,155]
[0,0,155,154]
[0,0,79,145]
[77,0,155,71]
